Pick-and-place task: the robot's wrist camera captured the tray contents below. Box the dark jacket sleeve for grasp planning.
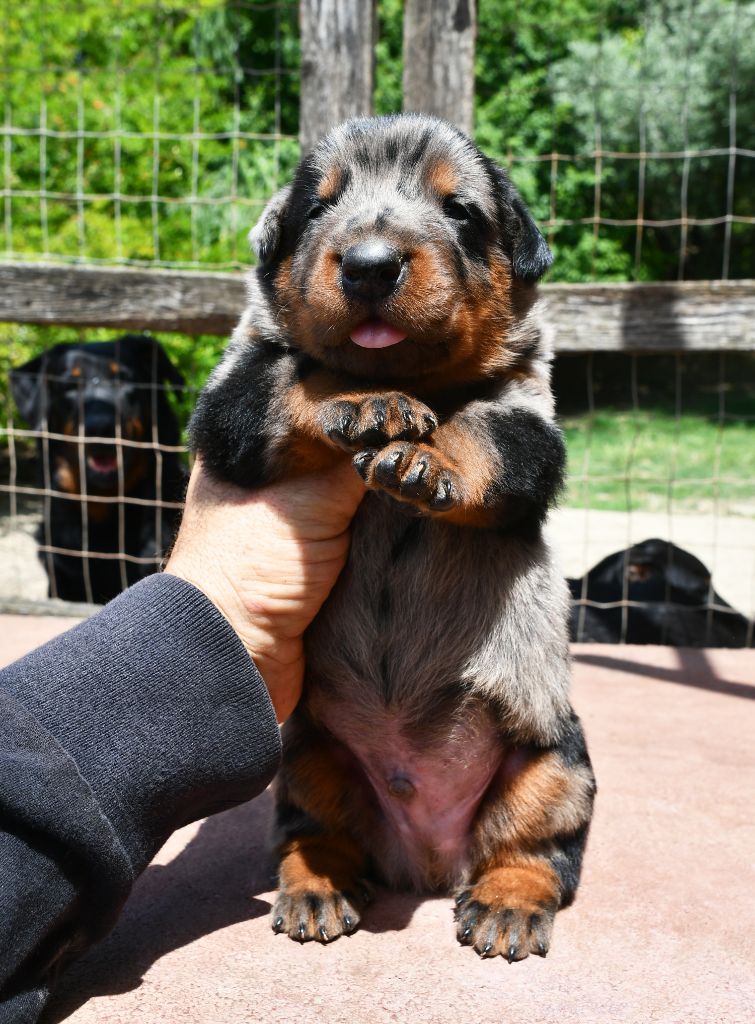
[0,573,281,1023]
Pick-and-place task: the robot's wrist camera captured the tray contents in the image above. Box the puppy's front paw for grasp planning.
[454,866,558,961]
[354,442,460,513]
[322,393,437,451]
[271,882,371,943]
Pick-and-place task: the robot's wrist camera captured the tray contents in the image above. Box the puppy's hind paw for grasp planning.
[271,884,371,944]
[454,865,558,962]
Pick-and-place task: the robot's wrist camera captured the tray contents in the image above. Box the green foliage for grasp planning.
[1,0,751,278]
[549,0,755,280]
[1,0,300,268]
[2,0,753,449]
[474,0,754,281]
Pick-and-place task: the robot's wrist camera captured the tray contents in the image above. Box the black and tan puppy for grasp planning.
[191,114,596,961]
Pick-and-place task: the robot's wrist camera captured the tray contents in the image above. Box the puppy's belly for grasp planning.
[317,700,503,891]
[304,493,570,889]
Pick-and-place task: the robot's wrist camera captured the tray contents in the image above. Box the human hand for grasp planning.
[165,459,365,722]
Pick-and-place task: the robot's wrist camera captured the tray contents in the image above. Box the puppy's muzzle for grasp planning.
[341,239,403,301]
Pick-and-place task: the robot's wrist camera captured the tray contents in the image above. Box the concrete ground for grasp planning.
[1,618,753,1024]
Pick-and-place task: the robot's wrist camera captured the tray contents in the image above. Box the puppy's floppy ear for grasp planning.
[490,165,553,283]
[9,352,46,427]
[508,194,553,283]
[249,184,292,267]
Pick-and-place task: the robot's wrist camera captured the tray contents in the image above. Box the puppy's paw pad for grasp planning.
[454,888,555,962]
[272,886,369,943]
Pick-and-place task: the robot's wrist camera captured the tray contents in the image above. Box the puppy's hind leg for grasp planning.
[455,713,595,961]
[271,716,372,943]
[272,830,371,943]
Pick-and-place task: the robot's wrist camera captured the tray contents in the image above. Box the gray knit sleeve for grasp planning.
[0,573,281,1016]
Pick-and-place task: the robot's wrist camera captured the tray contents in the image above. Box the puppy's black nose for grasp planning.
[341,240,403,301]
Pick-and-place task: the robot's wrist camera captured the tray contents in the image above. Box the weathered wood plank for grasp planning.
[0,263,247,336]
[299,0,376,155]
[0,262,753,351]
[402,0,477,136]
[543,281,755,353]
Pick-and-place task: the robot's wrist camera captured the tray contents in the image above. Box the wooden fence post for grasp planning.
[402,0,477,136]
[299,0,377,155]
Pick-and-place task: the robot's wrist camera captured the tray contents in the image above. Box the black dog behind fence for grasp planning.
[6,335,187,605]
[569,538,754,648]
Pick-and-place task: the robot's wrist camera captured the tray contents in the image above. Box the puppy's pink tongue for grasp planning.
[350,320,407,349]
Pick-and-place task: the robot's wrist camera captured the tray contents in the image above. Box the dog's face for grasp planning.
[11,336,183,498]
[587,539,714,606]
[252,115,552,381]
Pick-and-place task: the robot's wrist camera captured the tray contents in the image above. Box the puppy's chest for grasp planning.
[306,492,503,702]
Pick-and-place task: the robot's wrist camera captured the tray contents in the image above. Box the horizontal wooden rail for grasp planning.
[1,262,753,352]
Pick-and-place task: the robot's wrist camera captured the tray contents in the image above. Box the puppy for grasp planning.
[570,537,753,647]
[11,335,185,604]
[191,114,596,961]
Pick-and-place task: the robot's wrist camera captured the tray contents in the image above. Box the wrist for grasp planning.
[163,559,300,723]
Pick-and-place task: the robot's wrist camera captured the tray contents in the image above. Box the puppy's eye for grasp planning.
[442,196,470,221]
[307,203,326,221]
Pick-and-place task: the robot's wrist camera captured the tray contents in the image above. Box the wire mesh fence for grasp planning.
[551,349,755,646]
[1,0,300,270]
[0,0,753,644]
[1,0,752,276]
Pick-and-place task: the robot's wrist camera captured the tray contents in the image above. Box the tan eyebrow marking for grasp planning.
[427,159,459,196]
[318,165,343,203]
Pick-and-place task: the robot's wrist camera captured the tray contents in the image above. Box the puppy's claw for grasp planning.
[429,477,455,511]
[353,449,377,480]
[400,455,428,497]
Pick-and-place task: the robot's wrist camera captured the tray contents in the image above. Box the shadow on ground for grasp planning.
[45,789,421,1022]
[572,646,755,701]
[46,794,277,1022]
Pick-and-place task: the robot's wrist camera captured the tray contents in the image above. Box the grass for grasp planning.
[563,409,755,515]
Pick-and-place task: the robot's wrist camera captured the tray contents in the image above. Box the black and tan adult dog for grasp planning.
[191,115,596,961]
[11,335,185,604]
